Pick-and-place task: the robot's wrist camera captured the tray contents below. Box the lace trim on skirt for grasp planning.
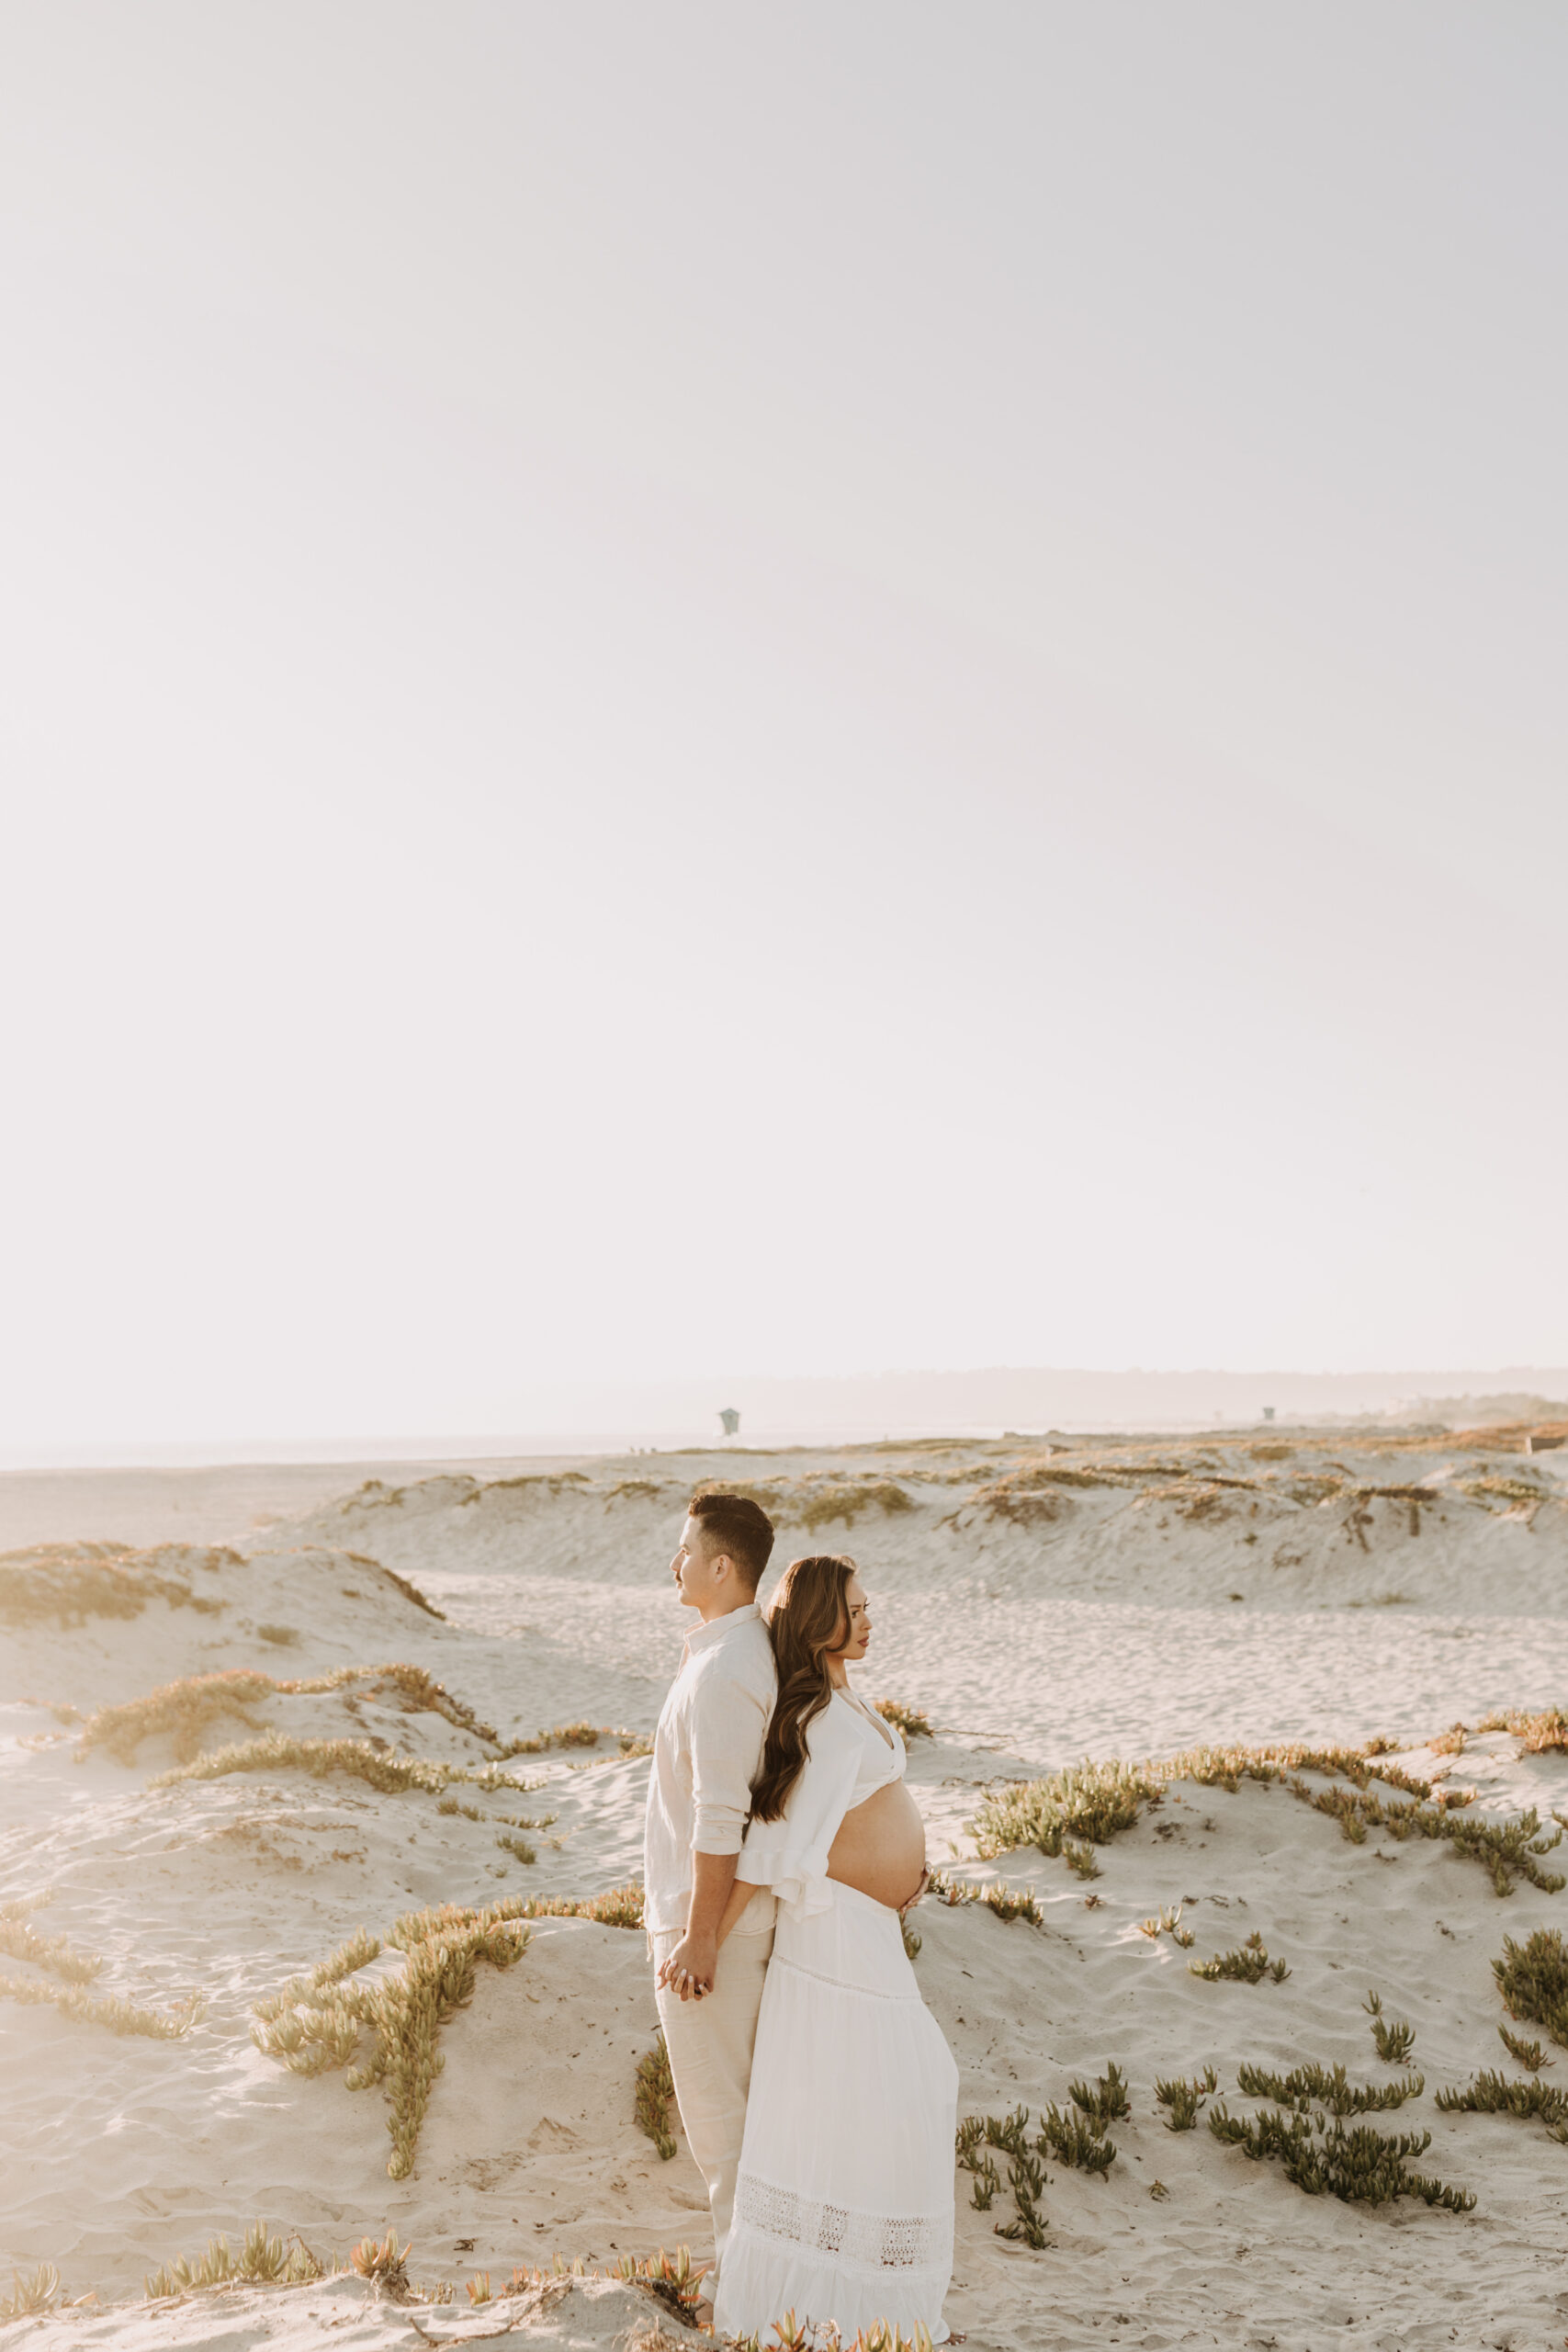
[734,2171,949,2273]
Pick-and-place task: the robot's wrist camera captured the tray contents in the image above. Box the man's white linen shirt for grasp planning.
[644,1602,777,1937]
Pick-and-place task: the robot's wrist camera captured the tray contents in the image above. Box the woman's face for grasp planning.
[827,1572,873,1666]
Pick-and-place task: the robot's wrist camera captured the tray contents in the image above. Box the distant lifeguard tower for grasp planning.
[718,1407,740,1440]
[1261,1406,1276,1422]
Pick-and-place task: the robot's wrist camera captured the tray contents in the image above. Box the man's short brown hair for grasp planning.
[688,1491,775,1590]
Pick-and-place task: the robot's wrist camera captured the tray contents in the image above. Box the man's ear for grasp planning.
[712,1551,733,1584]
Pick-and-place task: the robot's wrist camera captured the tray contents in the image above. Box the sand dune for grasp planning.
[5,1428,1568,2348]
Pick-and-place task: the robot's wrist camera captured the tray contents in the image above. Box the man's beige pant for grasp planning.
[651,1924,773,2294]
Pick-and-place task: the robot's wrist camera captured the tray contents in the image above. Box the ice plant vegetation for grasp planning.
[1140,1905,1195,1949]
[1498,2026,1551,2071]
[1155,2067,1218,2131]
[0,1898,201,2039]
[0,2266,61,2320]
[1493,1927,1568,2047]
[1037,2102,1116,2176]
[924,1870,1041,1924]
[145,2223,322,2299]
[252,1905,530,2177]
[1208,2102,1474,2212]
[874,1699,934,1740]
[77,1663,502,1765]
[1234,2061,1423,2114]
[973,1738,1567,1898]
[512,1883,645,1928]
[1435,2070,1568,2143]
[1363,1991,1416,2064]
[1068,2062,1131,2127]
[635,2031,679,2159]
[151,1735,539,1798]
[1190,1931,1291,1984]
[956,2085,1127,2244]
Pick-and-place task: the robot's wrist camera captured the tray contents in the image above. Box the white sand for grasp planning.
[4,1427,1568,2349]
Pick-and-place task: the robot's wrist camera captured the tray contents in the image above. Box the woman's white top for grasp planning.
[737,1689,907,1921]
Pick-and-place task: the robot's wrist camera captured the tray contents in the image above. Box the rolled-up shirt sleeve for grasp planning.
[689,1670,770,1855]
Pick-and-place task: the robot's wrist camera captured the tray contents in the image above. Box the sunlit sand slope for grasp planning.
[4,1426,1568,2349]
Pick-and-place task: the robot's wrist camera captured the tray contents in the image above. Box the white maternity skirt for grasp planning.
[713,1882,958,2345]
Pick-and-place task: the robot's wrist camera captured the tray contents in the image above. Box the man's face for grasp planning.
[670,1514,723,1612]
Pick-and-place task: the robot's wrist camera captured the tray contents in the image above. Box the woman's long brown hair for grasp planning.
[750,1553,857,1823]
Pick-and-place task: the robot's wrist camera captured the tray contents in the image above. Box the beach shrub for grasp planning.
[0,1900,199,2038]
[144,2223,321,2300]
[924,1871,1040,1923]
[1493,1927,1568,2047]
[1498,2026,1550,2071]
[1296,1781,1563,1895]
[0,1898,101,1984]
[1373,2017,1416,2064]
[635,2032,678,2159]
[1037,2102,1116,2175]
[1435,2070,1568,2143]
[1140,1905,1195,1948]
[0,1972,204,2039]
[494,1833,536,1864]
[79,1662,500,1767]
[351,2231,412,2289]
[1477,1708,1568,1754]
[973,1758,1162,1860]
[1208,2103,1474,2211]
[0,2267,61,2320]
[954,2119,1002,2211]
[0,1544,231,1628]
[605,2247,708,2324]
[874,1699,933,1740]
[1235,2061,1423,2114]
[1190,1931,1290,1985]
[795,1478,916,1532]
[994,2150,1049,2248]
[376,1563,447,1620]
[150,1734,536,1798]
[1069,2063,1130,2126]
[251,1927,385,2075]
[1155,2067,1217,2131]
[980,1883,1042,1925]
[513,1883,645,1929]
[957,2112,1049,2245]
[1362,1996,1416,2064]
[497,1720,609,1757]
[1461,1476,1553,1511]
[252,1903,530,2177]
[976,1736,1564,1898]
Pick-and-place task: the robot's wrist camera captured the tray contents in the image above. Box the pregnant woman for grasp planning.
[708,1554,957,2344]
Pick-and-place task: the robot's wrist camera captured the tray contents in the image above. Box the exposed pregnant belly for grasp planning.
[826,1778,926,1911]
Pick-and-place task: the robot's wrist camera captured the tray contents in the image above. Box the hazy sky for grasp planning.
[2,5,1564,1444]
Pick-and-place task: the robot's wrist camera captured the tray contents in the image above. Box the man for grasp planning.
[643,1489,777,2321]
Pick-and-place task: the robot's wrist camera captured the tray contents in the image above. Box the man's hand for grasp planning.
[659,1929,718,2002]
[660,1849,739,2002]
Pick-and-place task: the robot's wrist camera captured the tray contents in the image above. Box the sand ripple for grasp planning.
[423,1572,1568,1764]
